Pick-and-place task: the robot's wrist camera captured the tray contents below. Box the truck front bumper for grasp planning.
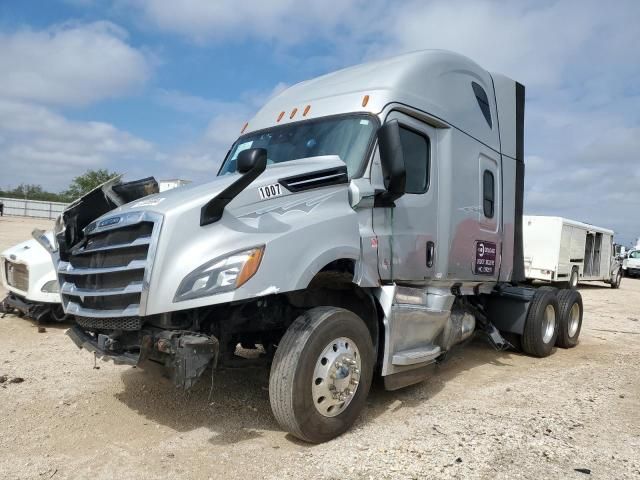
[2,293,61,322]
[66,324,219,389]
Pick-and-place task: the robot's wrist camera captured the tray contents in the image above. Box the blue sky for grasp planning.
[0,0,639,244]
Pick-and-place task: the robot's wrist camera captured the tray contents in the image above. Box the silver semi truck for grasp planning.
[43,50,584,443]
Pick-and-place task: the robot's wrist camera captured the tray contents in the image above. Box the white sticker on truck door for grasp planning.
[258,183,283,200]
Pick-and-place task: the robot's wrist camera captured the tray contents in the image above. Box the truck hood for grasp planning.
[70,154,359,317]
[2,231,55,266]
[87,155,348,227]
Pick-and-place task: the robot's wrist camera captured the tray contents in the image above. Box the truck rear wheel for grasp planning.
[555,289,583,348]
[521,288,559,357]
[566,267,579,289]
[269,306,374,443]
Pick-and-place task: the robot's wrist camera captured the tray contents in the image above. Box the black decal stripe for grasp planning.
[279,166,348,193]
[512,81,526,284]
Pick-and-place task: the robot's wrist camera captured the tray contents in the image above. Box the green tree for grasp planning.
[0,184,66,202]
[63,169,120,202]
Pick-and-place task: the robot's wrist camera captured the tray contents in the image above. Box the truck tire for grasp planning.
[521,288,559,358]
[269,306,374,443]
[566,267,579,289]
[555,289,583,348]
[611,270,622,289]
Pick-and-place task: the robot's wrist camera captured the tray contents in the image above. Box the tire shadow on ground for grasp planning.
[114,335,518,447]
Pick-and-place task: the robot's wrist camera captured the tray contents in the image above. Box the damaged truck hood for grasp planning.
[65,156,360,316]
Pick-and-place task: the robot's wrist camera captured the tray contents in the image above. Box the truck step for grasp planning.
[392,345,441,366]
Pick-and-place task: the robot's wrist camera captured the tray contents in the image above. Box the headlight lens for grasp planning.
[175,246,264,302]
[41,280,60,293]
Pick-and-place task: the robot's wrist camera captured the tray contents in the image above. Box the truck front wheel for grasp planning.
[269,306,374,443]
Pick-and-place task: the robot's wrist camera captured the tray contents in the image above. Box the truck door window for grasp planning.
[398,126,429,194]
[483,170,495,218]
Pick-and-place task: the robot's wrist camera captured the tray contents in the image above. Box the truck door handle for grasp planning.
[426,241,435,268]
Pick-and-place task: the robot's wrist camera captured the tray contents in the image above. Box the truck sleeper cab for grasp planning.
[50,50,585,443]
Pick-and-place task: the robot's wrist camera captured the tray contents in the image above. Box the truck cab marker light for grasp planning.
[290,108,298,119]
[241,122,248,133]
[362,94,370,107]
[303,105,311,116]
[277,111,285,122]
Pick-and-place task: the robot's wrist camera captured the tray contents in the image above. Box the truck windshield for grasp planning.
[218,114,377,177]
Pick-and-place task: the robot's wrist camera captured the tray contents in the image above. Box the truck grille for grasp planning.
[57,212,162,321]
[5,260,29,292]
[76,315,143,331]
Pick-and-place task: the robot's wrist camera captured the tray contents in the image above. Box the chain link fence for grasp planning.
[0,197,67,220]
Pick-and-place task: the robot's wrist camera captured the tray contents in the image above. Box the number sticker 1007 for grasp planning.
[258,183,283,200]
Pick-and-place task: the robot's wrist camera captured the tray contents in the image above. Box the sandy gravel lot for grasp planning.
[0,216,638,479]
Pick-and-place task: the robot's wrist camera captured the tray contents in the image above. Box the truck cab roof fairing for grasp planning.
[246,50,502,151]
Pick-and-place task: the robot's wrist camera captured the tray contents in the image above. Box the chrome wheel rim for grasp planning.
[312,337,361,418]
[568,302,580,337]
[542,304,556,344]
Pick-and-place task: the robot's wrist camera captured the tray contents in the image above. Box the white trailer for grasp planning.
[523,216,622,288]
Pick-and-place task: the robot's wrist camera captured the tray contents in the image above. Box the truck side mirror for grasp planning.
[200,148,268,226]
[376,120,406,206]
[237,148,267,174]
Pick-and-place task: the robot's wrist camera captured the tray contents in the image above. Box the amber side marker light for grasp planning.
[303,105,311,116]
[290,107,298,119]
[235,247,265,288]
[277,111,285,122]
[240,122,248,133]
[362,95,370,107]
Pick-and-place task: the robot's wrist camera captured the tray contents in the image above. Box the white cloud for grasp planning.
[0,99,155,190]
[156,82,290,177]
[119,0,376,44]
[0,21,151,106]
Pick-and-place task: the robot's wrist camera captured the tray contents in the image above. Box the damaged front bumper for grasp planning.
[66,324,219,389]
[1,293,62,322]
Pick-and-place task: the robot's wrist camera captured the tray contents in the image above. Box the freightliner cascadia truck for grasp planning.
[42,50,584,443]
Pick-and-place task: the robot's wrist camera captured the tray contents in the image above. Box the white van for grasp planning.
[523,216,622,288]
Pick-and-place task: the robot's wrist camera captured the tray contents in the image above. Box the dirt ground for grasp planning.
[0,215,638,480]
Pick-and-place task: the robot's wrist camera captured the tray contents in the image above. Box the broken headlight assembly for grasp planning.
[174,246,264,302]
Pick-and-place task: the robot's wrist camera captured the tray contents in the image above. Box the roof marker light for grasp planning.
[290,107,298,119]
[362,95,370,107]
[303,105,311,116]
[277,111,285,122]
[241,122,248,133]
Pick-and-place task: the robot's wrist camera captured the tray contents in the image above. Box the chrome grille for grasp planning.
[58,211,162,321]
[5,260,29,292]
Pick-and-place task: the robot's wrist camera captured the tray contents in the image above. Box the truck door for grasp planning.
[373,111,438,282]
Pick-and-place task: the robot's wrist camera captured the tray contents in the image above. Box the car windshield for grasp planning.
[218,115,377,177]
[630,251,640,259]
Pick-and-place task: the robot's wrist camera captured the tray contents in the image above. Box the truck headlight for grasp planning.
[41,280,60,293]
[175,246,264,301]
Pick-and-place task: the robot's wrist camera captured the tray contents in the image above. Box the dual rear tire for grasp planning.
[521,287,583,357]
